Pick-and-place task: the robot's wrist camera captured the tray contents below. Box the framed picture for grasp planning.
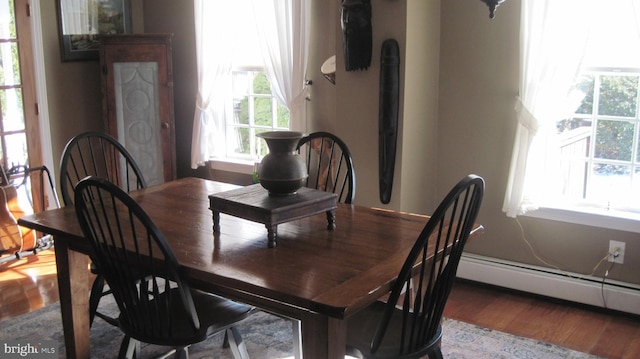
[56,0,131,61]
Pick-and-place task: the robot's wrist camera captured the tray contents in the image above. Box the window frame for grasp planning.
[527,67,640,233]
[217,67,290,163]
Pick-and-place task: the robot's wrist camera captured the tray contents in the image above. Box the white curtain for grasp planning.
[190,0,234,169]
[502,0,595,217]
[250,0,310,133]
[190,0,310,168]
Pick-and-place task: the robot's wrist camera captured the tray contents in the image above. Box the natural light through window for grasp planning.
[543,2,640,217]
[506,0,640,231]
[191,0,302,171]
[222,0,289,162]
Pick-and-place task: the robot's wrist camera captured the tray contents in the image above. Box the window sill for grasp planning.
[208,158,256,175]
[524,206,640,234]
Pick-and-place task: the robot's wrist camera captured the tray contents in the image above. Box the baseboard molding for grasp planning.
[457,254,640,316]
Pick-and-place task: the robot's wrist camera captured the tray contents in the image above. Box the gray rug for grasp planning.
[0,297,602,359]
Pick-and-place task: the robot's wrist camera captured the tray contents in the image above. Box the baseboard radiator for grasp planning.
[457,254,640,316]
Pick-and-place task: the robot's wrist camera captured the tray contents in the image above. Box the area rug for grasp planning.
[0,298,602,359]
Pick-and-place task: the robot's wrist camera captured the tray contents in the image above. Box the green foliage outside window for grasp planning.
[558,72,639,180]
[599,75,638,117]
[231,71,290,157]
[594,75,637,171]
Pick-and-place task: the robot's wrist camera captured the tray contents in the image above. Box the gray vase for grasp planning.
[257,131,308,196]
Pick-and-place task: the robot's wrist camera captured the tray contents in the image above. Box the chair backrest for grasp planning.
[59,131,147,206]
[372,174,484,356]
[297,131,356,204]
[74,176,201,340]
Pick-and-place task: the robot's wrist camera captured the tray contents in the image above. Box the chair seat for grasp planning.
[118,288,254,347]
[346,301,443,359]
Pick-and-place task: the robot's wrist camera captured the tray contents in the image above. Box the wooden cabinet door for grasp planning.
[100,34,176,186]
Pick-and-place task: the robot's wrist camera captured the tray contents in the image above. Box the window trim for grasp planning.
[524,206,640,234]
[208,157,255,175]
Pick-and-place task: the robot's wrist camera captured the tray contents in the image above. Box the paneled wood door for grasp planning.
[100,34,176,186]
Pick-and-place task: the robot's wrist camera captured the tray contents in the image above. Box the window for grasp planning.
[503,0,640,231]
[222,1,290,161]
[554,70,640,214]
[0,0,31,171]
[0,0,48,210]
[227,70,290,161]
[190,0,310,170]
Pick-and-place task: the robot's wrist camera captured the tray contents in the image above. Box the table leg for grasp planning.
[266,224,278,248]
[54,238,91,359]
[212,211,221,233]
[326,209,336,230]
[300,312,346,359]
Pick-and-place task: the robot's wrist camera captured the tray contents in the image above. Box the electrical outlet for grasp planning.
[608,240,625,264]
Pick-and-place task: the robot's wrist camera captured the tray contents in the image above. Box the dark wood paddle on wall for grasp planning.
[378,39,400,204]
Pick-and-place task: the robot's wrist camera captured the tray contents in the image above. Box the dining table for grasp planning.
[18,177,483,359]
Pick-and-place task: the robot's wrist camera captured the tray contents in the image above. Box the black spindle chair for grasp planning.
[273,131,357,358]
[74,177,254,359]
[297,131,356,204]
[59,131,147,327]
[345,174,484,359]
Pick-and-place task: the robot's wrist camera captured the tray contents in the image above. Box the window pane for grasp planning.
[4,132,26,167]
[589,163,631,205]
[1,87,24,131]
[230,127,250,155]
[594,120,633,161]
[558,120,591,199]
[277,101,290,128]
[598,75,638,117]
[234,96,250,125]
[559,159,588,199]
[233,72,250,95]
[574,74,594,115]
[0,0,17,40]
[254,97,272,126]
[253,72,271,95]
[255,129,270,157]
[0,41,20,86]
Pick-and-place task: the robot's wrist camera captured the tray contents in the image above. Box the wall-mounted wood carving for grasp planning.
[378,39,399,204]
[340,0,372,71]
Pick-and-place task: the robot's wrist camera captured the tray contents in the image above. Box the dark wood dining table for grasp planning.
[18,177,483,359]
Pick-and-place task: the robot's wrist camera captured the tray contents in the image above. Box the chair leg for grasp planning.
[226,327,250,359]
[174,347,189,359]
[89,274,105,327]
[428,346,444,359]
[119,336,140,359]
[292,319,302,359]
[222,330,230,348]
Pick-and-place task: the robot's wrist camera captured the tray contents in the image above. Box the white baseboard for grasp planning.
[457,254,640,316]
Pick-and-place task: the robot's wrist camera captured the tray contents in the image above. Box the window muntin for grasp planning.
[554,70,640,213]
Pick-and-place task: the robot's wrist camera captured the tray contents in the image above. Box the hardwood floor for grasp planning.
[0,249,59,322]
[1,249,639,358]
[444,279,640,359]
